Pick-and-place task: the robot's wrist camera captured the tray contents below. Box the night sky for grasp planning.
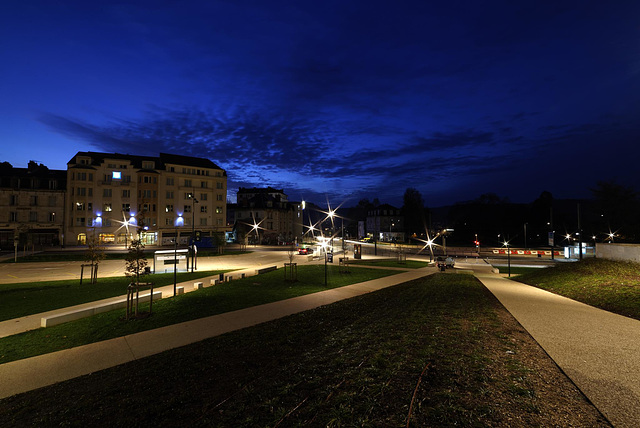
[2,1,639,207]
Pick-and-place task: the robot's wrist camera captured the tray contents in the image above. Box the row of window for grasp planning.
[74,200,225,213]
[70,188,223,201]
[4,178,60,190]
[71,216,224,227]
[167,178,224,189]
[8,195,59,206]
[9,212,56,222]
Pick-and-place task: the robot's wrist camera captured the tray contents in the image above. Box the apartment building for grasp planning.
[0,161,66,249]
[234,187,303,244]
[366,203,405,242]
[65,152,227,246]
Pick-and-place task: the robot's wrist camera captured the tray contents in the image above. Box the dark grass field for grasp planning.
[515,258,640,320]
[0,274,608,427]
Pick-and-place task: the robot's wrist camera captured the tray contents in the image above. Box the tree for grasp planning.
[125,239,148,284]
[591,181,640,241]
[212,231,226,255]
[402,188,426,238]
[84,234,105,283]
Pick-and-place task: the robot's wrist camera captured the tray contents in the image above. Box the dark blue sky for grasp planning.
[2,1,639,206]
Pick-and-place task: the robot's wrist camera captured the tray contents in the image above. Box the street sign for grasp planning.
[548,232,554,246]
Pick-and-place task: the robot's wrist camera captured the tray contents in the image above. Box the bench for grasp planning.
[255,266,277,275]
[41,291,163,328]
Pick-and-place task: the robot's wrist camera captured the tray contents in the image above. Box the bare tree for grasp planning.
[84,234,105,283]
[287,243,296,264]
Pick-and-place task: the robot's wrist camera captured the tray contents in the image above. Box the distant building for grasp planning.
[64,152,227,246]
[0,161,66,249]
[234,187,303,244]
[366,203,404,242]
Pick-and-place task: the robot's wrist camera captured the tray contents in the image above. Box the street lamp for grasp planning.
[188,193,199,272]
[503,239,511,278]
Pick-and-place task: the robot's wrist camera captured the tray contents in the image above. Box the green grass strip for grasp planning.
[515,258,640,320]
[0,265,397,364]
[0,270,230,321]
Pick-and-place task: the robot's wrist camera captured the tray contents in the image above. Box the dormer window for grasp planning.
[142,161,155,169]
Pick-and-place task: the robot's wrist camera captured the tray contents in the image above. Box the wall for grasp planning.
[596,243,640,263]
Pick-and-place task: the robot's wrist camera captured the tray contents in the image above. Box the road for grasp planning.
[0,247,303,285]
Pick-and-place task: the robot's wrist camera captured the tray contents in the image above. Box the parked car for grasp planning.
[436,256,455,271]
[298,247,314,255]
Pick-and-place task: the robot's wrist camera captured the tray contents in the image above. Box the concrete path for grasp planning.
[0,250,294,284]
[470,266,640,428]
[0,267,433,399]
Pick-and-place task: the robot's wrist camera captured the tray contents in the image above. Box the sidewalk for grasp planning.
[0,267,433,399]
[471,266,640,428]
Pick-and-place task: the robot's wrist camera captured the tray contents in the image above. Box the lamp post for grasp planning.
[504,239,511,278]
[173,231,178,296]
[123,218,129,249]
[188,192,199,272]
[324,241,328,287]
[524,223,528,251]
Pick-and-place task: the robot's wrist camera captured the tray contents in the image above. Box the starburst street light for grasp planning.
[114,211,139,248]
[242,212,266,246]
[318,198,348,255]
[502,238,512,278]
[415,234,438,262]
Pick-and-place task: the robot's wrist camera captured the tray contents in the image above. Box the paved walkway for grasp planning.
[0,266,433,400]
[465,263,640,428]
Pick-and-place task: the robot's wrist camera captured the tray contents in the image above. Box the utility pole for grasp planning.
[189,191,199,272]
[173,235,177,296]
[550,207,554,260]
[578,203,582,260]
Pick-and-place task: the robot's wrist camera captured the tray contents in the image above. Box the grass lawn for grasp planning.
[350,259,430,269]
[515,258,640,320]
[0,265,397,364]
[0,270,229,322]
[0,274,607,426]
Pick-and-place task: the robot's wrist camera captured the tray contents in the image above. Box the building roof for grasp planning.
[237,186,285,194]
[67,151,224,172]
[159,153,223,170]
[0,161,66,190]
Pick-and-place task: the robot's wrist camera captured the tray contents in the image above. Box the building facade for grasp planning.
[64,152,227,246]
[0,161,66,249]
[366,204,405,242]
[234,187,303,244]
